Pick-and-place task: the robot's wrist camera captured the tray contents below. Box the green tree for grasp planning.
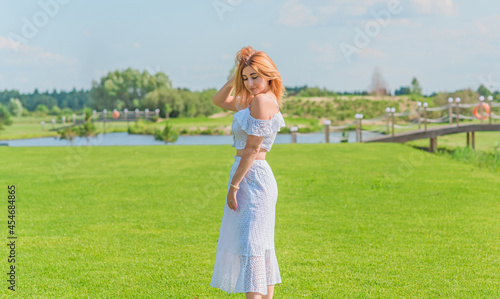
[8,98,23,117]
[49,105,62,116]
[75,108,97,145]
[164,103,172,119]
[90,68,172,110]
[154,121,178,143]
[58,127,77,145]
[477,84,492,97]
[0,104,13,131]
[411,77,422,95]
[142,87,184,118]
[35,104,49,114]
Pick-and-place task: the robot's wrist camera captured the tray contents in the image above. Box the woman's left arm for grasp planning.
[226,96,273,211]
[227,136,263,211]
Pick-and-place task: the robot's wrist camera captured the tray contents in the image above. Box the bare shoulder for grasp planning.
[249,94,278,120]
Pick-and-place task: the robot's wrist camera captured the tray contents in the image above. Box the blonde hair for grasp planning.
[233,46,285,110]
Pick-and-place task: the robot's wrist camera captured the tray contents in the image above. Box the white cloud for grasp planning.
[360,48,387,59]
[133,43,141,48]
[474,14,500,40]
[411,0,457,16]
[277,0,403,27]
[277,0,319,27]
[308,41,335,55]
[277,0,459,28]
[221,53,233,60]
[0,36,77,67]
[308,41,336,62]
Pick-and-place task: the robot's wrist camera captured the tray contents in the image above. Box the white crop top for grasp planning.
[231,94,286,151]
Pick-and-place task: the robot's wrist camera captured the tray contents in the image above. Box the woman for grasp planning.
[210,46,286,298]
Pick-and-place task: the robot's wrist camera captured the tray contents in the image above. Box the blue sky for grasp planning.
[1,0,499,95]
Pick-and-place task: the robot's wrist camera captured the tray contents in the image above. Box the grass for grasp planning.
[0,143,499,298]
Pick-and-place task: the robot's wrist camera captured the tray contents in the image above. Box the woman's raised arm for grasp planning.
[212,75,238,112]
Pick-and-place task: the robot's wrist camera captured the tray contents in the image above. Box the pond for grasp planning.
[0,131,383,147]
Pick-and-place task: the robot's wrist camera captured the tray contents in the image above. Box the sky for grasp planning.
[0,0,499,95]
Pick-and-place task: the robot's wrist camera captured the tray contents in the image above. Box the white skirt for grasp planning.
[210,156,282,295]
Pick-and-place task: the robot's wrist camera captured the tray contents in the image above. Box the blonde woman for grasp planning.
[210,46,286,299]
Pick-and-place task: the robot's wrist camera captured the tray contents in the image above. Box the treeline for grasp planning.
[282,97,403,121]
[0,68,222,118]
[0,89,90,112]
[1,68,499,119]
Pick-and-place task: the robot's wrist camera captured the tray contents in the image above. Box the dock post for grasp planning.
[423,102,428,131]
[448,97,454,124]
[416,102,421,129]
[290,126,299,143]
[430,137,437,153]
[385,107,391,134]
[354,114,363,142]
[488,95,493,125]
[324,120,330,143]
[359,115,363,142]
[391,107,396,137]
[471,131,475,150]
[455,97,461,126]
[290,126,298,144]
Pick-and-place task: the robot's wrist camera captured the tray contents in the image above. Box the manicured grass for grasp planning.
[0,144,499,298]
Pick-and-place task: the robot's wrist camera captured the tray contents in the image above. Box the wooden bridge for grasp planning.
[364,124,500,152]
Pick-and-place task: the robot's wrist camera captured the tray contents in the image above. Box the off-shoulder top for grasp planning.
[232,94,286,151]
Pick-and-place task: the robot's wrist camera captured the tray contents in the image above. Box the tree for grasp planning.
[35,104,49,114]
[142,87,184,118]
[90,68,172,110]
[8,98,23,117]
[411,77,422,95]
[395,87,410,95]
[154,121,178,143]
[49,105,62,116]
[369,67,389,96]
[75,108,97,145]
[58,127,77,145]
[0,104,13,131]
[477,84,492,97]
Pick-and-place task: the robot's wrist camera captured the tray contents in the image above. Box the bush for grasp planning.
[154,122,178,143]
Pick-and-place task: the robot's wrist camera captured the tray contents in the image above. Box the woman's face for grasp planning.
[242,66,269,95]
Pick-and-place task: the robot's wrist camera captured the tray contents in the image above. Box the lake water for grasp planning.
[0,131,383,147]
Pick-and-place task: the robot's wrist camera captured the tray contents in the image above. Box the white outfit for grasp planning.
[210,94,286,295]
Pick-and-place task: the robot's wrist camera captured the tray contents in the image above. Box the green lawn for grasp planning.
[1,143,499,298]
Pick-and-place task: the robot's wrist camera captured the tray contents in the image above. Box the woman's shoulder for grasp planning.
[249,94,279,120]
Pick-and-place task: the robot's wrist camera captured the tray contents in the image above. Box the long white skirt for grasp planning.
[210,156,282,295]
